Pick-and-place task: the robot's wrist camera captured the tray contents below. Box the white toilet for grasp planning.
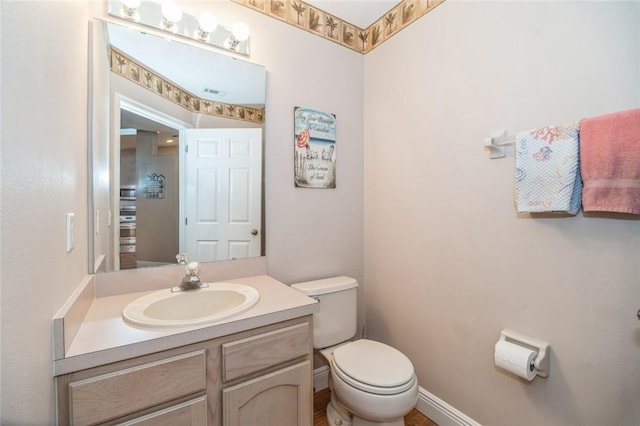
[291,276,418,426]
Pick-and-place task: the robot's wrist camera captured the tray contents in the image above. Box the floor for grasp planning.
[314,388,438,426]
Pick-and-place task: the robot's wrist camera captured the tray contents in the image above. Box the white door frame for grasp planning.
[111,93,191,270]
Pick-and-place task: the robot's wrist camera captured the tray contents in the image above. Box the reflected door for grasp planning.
[183,128,262,262]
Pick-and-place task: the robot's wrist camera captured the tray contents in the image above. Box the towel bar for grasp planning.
[485,130,515,158]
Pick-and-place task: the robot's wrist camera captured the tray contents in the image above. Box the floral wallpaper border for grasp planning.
[110,47,265,124]
[231,0,446,54]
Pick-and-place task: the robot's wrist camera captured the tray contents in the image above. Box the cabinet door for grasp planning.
[222,361,312,426]
[115,396,207,426]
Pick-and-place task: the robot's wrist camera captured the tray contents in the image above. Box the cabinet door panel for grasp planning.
[222,361,312,426]
[115,396,207,426]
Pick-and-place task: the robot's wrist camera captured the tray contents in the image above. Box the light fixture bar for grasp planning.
[108,0,250,56]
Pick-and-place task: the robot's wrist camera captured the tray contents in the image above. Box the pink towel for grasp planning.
[580,108,640,214]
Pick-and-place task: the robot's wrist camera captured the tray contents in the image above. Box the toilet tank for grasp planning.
[291,276,358,349]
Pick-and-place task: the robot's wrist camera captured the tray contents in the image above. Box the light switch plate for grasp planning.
[66,213,75,253]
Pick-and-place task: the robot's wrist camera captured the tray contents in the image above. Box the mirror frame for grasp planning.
[88,18,266,274]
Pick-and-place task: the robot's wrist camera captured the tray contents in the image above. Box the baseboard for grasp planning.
[314,365,330,391]
[312,367,480,426]
[416,386,481,426]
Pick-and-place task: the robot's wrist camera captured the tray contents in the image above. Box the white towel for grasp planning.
[515,123,582,214]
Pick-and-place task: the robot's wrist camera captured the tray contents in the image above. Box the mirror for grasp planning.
[90,19,266,274]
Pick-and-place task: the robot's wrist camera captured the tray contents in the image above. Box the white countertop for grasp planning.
[54,275,318,376]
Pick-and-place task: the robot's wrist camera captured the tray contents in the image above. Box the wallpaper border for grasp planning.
[110,47,265,124]
[231,0,446,54]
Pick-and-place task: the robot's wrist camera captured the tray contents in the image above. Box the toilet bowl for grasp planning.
[322,339,419,426]
[290,276,419,426]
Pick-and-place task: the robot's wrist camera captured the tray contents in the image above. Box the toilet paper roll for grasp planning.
[494,340,537,381]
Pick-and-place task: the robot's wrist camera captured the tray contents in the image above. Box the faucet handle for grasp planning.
[185,261,200,276]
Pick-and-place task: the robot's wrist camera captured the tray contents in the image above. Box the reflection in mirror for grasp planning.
[118,103,181,270]
[90,19,266,274]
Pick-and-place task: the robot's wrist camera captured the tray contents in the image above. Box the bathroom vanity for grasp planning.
[53,272,318,425]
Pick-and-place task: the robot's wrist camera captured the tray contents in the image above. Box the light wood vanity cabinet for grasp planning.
[56,316,313,426]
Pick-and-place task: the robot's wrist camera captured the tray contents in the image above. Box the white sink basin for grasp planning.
[122,283,260,328]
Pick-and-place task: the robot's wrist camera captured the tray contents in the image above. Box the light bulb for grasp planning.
[195,12,217,41]
[198,13,217,33]
[161,0,183,26]
[231,22,250,42]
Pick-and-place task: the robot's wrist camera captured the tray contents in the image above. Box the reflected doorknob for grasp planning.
[251,229,259,236]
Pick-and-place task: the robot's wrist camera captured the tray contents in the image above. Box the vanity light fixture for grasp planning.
[195,12,217,42]
[160,0,182,33]
[225,22,250,51]
[108,0,251,56]
[120,0,141,21]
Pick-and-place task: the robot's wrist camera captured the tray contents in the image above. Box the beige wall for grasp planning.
[1,1,90,423]
[228,2,365,288]
[364,1,640,425]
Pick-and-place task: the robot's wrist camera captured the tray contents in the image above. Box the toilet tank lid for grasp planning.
[290,276,358,296]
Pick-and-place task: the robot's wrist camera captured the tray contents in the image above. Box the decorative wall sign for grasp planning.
[144,173,165,199]
[294,107,336,188]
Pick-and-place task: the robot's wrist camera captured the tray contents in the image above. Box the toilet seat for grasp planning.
[331,339,416,395]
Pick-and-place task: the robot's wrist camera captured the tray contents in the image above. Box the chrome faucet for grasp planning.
[172,262,209,293]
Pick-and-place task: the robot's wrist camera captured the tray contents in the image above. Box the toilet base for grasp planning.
[326,393,405,426]
[326,399,352,426]
[352,417,404,426]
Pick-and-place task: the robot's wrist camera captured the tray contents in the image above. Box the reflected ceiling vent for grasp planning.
[203,88,227,96]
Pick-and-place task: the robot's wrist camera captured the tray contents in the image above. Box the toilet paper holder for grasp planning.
[499,330,550,378]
